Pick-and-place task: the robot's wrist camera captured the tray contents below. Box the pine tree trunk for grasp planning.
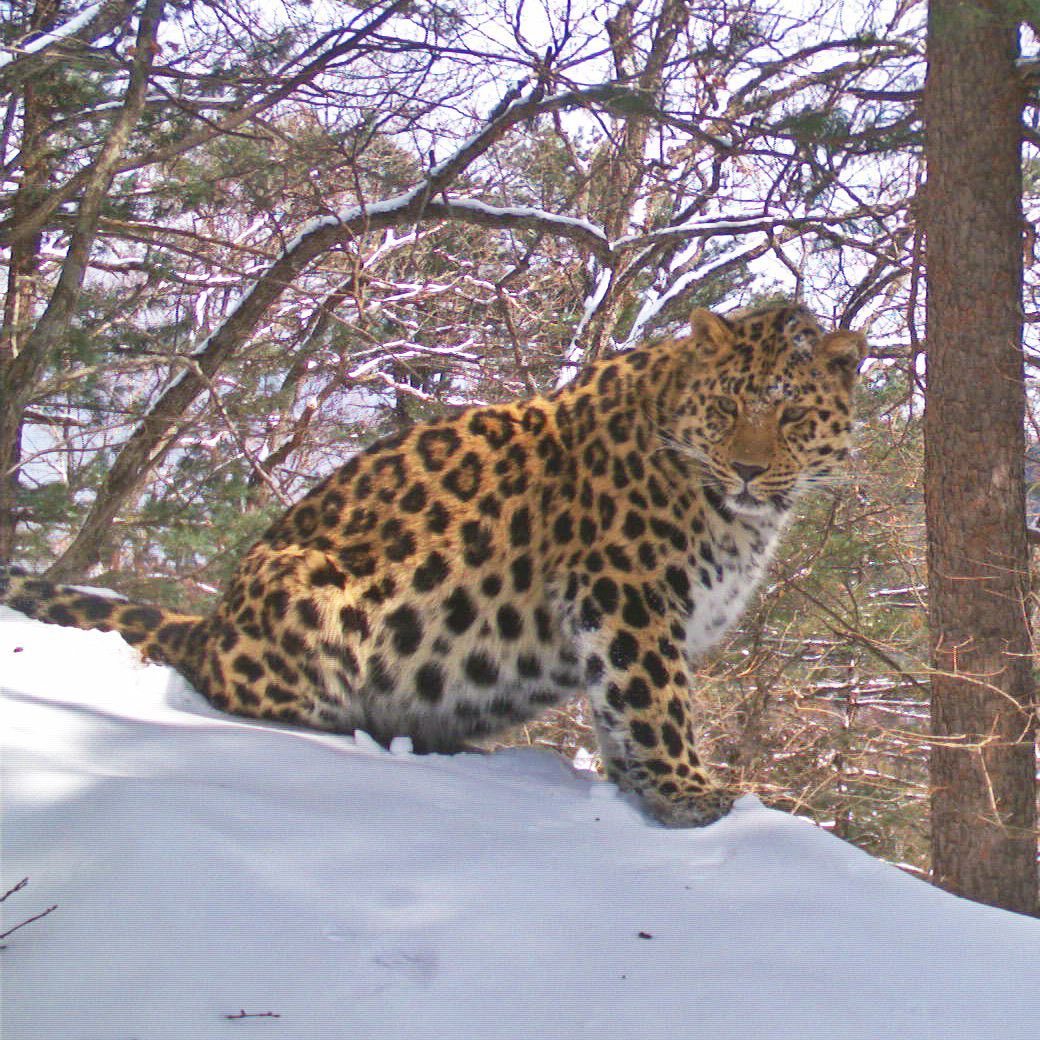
[0,0,59,563]
[923,0,1038,915]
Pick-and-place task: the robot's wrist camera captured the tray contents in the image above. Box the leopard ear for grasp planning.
[689,308,735,355]
[818,329,866,387]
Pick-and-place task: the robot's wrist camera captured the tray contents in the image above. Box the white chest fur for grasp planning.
[683,508,788,660]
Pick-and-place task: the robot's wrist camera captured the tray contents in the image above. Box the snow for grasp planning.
[556,267,612,389]
[3,607,1040,1040]
[0,2,103,68]
[441,197,607,241]
[613,212,778,250]
[279,195,608,260]
[627,266,708,344]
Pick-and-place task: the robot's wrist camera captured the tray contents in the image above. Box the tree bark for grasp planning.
[0,0,62,562]
[1,0,166,566]
[580,0,688,360]
[923,0,1038,915]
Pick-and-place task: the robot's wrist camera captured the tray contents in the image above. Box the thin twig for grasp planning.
[0,879,58,944]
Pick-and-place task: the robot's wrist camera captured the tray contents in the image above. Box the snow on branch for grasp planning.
[286,197,610,264]
[189,78,633,377]
[46,76,637,577]
[614,202,908,252]
[0,1,133,86]
[1,1,103,65]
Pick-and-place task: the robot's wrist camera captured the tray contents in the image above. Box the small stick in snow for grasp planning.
[225,1009,282,1020]
[0,878,59,945]
[0,877,29,902]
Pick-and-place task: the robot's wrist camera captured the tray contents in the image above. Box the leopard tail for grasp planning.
[1,568,208,681]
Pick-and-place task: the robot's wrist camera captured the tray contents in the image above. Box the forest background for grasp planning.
[2,0,1038,891]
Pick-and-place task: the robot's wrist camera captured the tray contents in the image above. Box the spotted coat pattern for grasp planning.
[1,302,865,827]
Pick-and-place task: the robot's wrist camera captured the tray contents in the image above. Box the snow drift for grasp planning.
[3,606,1039,1039]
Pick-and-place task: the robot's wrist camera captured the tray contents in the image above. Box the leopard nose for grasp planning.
[732,462,767,483]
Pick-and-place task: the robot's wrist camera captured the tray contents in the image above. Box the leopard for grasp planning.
[1,301,865,827]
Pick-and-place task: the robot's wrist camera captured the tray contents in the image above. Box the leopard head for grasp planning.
[665,303,866,517]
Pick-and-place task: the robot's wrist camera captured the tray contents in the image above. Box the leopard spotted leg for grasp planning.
[580,613,735,828]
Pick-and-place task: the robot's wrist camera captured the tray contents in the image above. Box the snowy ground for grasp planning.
[3,606,1040,1040]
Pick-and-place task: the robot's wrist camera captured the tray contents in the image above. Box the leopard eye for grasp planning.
[715,397,738,416]
[781,406,808,423]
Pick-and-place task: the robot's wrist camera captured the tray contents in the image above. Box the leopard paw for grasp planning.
[641,785,736,828]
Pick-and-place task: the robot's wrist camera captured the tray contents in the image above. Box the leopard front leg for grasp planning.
[580,617,734,828]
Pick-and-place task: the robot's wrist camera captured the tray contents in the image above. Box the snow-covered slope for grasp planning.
[3,607,1039,1040]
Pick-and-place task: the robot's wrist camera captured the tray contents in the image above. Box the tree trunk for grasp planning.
[0,0,60,562]
[3,0,166,570]
[923,0,1038,915]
